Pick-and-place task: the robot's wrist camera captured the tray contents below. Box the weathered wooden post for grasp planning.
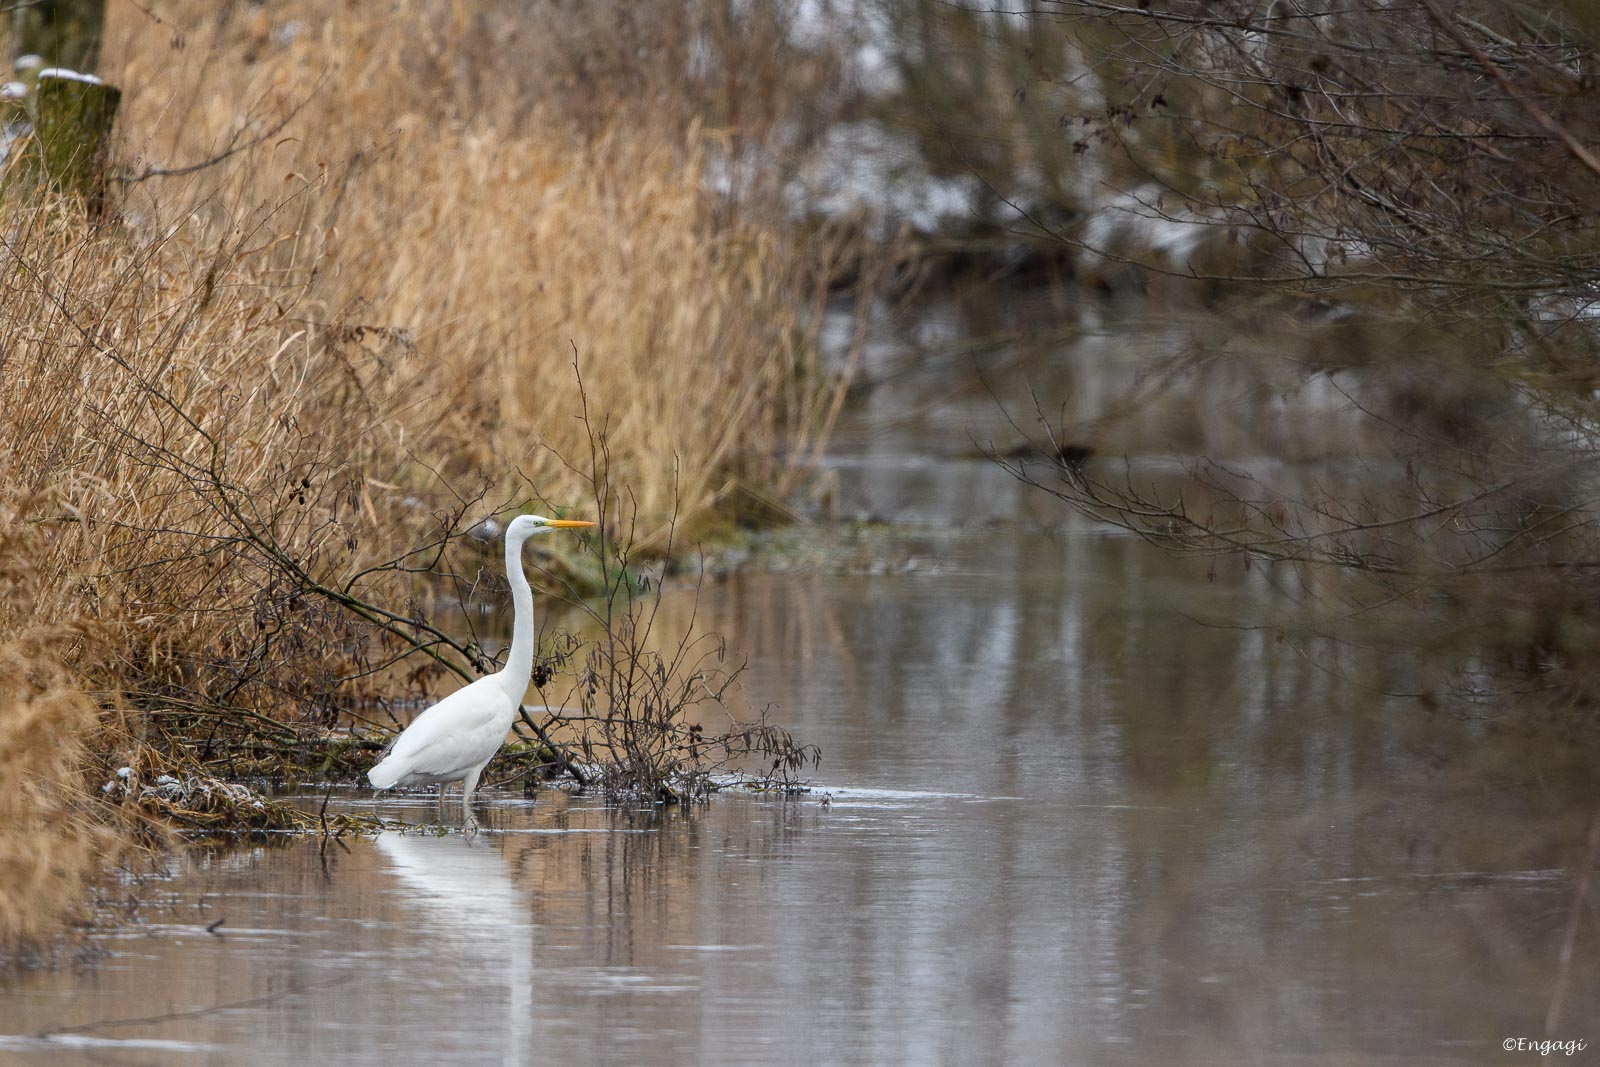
[28,69,120,205]
[5,0,119,209]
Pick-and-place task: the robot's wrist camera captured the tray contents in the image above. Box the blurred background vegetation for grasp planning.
[865,0,1600,729]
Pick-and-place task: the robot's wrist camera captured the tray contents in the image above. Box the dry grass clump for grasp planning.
[0,653,101,944]
[0,502,111,944]
[0,202,440,720]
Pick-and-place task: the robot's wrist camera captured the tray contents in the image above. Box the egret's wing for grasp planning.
[371,678,513,785]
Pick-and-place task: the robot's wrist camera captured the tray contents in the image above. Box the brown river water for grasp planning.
[2,301,1596,1065]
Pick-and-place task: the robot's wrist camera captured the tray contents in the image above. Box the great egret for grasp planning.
[368,514,595,832]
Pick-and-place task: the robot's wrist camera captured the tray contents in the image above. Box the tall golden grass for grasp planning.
[0,507,108,945]
[0,2,860,942]
[102,0,852,537]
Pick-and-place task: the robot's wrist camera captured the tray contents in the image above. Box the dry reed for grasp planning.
[103,0,856,541]
[0,501,109,944]
[0,2,861,943]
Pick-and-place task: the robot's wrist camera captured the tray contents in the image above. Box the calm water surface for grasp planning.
[2,307,1596,1065]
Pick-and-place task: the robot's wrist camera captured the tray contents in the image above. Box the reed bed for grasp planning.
[0,2,861,943]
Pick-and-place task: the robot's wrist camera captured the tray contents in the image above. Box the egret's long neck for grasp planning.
[499,533,536,704]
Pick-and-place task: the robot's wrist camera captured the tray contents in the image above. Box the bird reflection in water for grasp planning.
[375,833,533,1066]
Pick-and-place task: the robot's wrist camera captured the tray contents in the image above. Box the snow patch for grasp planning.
[38,68,105,86]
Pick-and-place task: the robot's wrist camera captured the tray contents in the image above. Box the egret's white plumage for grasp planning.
[368,514,594,831]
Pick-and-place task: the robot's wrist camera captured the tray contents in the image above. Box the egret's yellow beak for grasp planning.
[543,519,597,529]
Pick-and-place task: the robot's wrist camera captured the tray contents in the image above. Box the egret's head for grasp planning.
[505,514,597,542]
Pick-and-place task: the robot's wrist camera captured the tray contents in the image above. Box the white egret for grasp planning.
[368,514,595,832]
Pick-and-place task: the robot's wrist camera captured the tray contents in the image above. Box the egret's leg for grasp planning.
[460,765,484,835]
[435,784,447,824]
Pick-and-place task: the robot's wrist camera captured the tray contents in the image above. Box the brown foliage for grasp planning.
[0,504,107,944]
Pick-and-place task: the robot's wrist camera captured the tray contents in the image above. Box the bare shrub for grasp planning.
[508,387,821,802]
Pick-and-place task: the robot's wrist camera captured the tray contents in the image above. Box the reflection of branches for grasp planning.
[999,421,1600,579]
[988,345,1600,710]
